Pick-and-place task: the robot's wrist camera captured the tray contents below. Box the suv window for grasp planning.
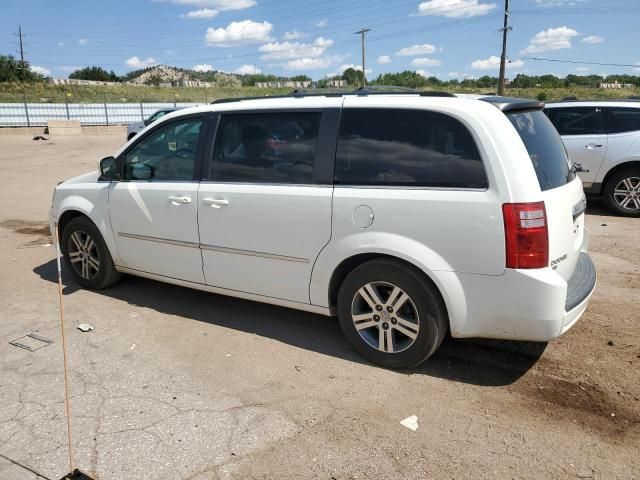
[334,108,487,188]
[508,110,574,192]
[210,111,321,184]
[546,107,601,136]
[124,117,203,181]
[603,107,640,134]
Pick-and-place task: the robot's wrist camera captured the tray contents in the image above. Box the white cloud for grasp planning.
[58,65,83,73]
[410,57,442,67]
[377,55,391,64]
[327,64,372,76]
[471,55,524,70]
[205,20,273,46]
[574,66,589,72]
[470,55,524,69]
[448,71,474,78]
[78,38,88,45]
[183,8,218,18]
[285,57,332,70]
[314,19,328,28]
[125,56,157,68]
[259,37,332,60]
[153,0,255,11]
[193,63,214,72]
[283,29,306,40]
[415,70,432,77]
[30,65,51,76]
[234,64,261,74]
[396,44,437,56]
[417,0,496,18]
[57,42,65,47]
[520,26,579,54]
[581,35,603,44]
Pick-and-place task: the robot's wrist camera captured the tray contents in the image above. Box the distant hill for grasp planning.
[122,65,241,87]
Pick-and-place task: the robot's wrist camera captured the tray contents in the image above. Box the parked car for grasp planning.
[545,100,640,216]
[50,92,596,368]
[127,108,178,140]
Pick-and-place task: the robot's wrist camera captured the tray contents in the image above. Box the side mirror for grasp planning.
[99,156,120,181]
[130,163,154,180]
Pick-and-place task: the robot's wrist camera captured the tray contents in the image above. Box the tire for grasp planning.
[602,168,640,217]
[337,259,447,369]
[61,216,121,289]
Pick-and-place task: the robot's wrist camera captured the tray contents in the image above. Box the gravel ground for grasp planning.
[0,134,638,480]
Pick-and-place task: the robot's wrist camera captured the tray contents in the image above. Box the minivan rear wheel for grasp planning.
[603,168,640,217]
[337,259,447,368]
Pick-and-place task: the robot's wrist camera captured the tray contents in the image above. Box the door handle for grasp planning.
[585,143,603,149]
[168,195,192,205]
[202,198,229,208]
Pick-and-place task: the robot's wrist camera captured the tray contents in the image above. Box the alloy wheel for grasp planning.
[351,281,420,354]
[613,176,640,211]
[67,230,100,280]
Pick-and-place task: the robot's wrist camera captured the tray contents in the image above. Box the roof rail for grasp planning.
[561,96,579,101]
[211,89,456,104]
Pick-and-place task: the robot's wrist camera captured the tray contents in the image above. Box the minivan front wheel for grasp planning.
[337,259,447,368]
[61,216,121,289]
[603,168,640,217]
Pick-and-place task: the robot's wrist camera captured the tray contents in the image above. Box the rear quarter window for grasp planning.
[335,108,487,188]
[508,110,574,191]
[603,107,640,134]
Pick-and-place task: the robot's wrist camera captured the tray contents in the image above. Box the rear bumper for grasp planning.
[449,252,596,342]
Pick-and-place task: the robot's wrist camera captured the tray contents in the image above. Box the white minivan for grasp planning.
[50,92,596,368]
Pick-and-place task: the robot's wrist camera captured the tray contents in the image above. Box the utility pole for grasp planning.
[497,0,511,96]
[354,27,371,88]
[15,26,26,80]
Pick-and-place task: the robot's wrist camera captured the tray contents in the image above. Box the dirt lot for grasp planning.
[0,134,638,480]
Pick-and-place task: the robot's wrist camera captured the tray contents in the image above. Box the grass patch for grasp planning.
[0,83,637,103]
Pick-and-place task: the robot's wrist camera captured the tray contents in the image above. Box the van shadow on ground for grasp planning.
[34,259,546,387]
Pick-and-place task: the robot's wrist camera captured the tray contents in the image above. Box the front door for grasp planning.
[198,108,336,303]
[546,106,607,185]
[109,115,206,283]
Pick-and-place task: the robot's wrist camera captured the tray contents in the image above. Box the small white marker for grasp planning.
[400,415,419,431]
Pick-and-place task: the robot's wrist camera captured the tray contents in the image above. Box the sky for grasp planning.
[1,0,638,80]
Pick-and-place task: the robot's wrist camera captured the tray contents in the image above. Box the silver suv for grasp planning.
[545,100,640,216]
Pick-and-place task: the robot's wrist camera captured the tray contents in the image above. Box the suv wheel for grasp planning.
[603,168,640,217]
[337,259,447,368]
[61,216,121,289]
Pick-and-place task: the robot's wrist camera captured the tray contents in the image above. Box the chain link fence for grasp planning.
[0,101,201,127]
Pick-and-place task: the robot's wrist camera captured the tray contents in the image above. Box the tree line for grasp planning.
[1,54,639,90]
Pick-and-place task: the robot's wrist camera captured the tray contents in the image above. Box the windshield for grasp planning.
[508,110,574,191]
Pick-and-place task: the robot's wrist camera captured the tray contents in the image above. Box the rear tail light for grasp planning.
[502,202,549,269]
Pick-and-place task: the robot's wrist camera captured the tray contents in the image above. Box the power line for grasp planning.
[521,57,640,68]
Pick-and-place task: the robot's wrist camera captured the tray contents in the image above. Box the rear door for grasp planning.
[546,106,607,186]
[197,107,338,303]
[508,110,585,282]
[601,106,640,174]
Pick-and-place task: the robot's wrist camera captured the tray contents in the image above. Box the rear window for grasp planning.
[508,110,574,191]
